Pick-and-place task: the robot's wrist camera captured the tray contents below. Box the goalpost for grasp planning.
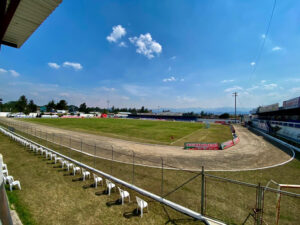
[264,180,300,225]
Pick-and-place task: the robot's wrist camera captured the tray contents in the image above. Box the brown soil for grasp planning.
[1,118,293,171]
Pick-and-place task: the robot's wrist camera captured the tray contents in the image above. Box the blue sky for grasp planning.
[1,0,300,109]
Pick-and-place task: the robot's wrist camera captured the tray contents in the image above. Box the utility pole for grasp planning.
[232,92,238,123]
[106,100,110,112]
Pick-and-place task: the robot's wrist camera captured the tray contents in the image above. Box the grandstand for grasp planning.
[249,96,300,145]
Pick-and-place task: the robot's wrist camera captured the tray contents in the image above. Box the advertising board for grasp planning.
[184,143,219,150]
[258,103,279,113]
[221,140,234,150]
[283,97,300,109]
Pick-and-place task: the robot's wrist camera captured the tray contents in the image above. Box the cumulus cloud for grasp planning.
[48,62,60,69]
[250,62,256,66]
[129,33,162,59]
[221,79,235,83]
[118,41,127,47]
[263,83,277,90]
[224,86,243,92]
[163,76,176,82]
[0,68,7,73]
[107,25,126,43]
[9,70,20,77]
[63,62,83,70]
[272,46,282,51]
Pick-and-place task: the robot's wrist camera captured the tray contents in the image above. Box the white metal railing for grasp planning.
[0,126,225,225]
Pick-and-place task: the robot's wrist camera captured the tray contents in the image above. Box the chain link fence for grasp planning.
[1,119,300,224]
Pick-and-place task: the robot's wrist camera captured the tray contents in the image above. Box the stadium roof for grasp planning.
[0,0,62,49]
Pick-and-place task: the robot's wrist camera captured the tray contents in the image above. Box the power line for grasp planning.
[251,0,277,76]
[232,92,238,123]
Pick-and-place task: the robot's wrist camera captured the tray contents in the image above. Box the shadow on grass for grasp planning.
[106,199,122,207]
[63,172,73,176]
[72,177,83,182]
[95,190,108,196]
[123,208,143,219]
[82,183,95,189]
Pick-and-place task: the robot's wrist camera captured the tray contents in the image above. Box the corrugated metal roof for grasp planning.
[2,0,62,48]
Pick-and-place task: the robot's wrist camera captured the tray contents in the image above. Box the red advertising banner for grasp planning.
[233,137,240,144]
[184,143,219,150]
[221,140,234,150]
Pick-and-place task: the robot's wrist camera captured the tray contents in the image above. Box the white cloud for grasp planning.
[48,62,60,69]
[63,62,83,70]
[261,34,266,39]
[107,25,126,43]
[289,87,300,93]
[121,96,130,100]
[272,46,282,51]
[221,79,235,83]
[260,80,266,83]
[168,66,172,72]
[99,86,116,92]
[176,96,197,103]
[246,85,259,91]
[170,56,176,60]
[163,76,176,82]
[9,70,20,77]
[250,62,256,66]
[224,86,243,92]
[0,68,7,73]
[118,41,127,47]
[263,83,277,90]
[180,78,185,82]
[129,33,162,59]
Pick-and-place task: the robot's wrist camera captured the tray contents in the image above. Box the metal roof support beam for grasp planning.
[0,0,21,48]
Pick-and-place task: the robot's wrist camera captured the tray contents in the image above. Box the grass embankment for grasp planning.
[1,125,300,224]
[0,133,204,225]
[20,118,233,145]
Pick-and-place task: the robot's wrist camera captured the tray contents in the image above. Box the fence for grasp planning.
[0,119,300,224]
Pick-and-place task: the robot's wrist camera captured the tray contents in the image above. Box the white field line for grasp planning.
[1,123,297,173]
[170,128,203,145]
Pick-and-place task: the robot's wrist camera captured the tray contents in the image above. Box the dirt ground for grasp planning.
[1,118,293,171]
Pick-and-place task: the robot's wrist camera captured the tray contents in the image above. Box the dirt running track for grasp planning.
[1,118,293,171]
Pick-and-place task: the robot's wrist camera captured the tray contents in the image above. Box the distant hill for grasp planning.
[151,107,251,115]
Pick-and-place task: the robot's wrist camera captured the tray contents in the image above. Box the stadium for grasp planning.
[1,1,300,225]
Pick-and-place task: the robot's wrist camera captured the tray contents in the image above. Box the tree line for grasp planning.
[0,95,150,115]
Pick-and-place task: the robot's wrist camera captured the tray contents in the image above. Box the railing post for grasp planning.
[111,146,114,175]
[201,166,205,215]
[132,151,135,184]
[256,183,263,225]
[94,144,96,168]
[161,158,164,196]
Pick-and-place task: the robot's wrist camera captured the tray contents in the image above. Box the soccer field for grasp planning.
[20,118,233,145]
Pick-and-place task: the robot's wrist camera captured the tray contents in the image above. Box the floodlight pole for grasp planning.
[232,92,238,123]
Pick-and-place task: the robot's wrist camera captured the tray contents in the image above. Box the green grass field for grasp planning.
[1,126,300,224]
[20,118,233,145]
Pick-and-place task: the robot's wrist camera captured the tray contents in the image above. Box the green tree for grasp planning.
[79,102,87,113]
[219,113,230,119]
[16,95,28,112]
[56,100,68,110]
[28,100,37,113]
[46,100,56,112]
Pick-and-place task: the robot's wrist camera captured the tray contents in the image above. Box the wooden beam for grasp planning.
[1,40,17,48]
[0,0,21,47]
